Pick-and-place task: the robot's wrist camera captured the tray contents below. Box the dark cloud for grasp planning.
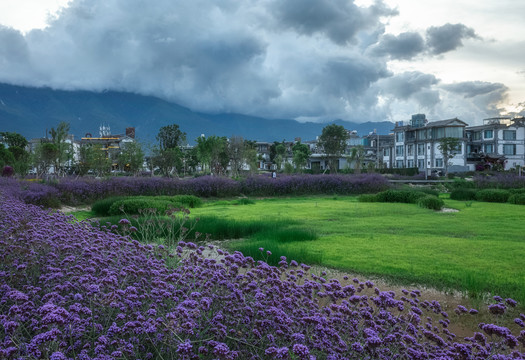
[413,89,441,109]
[442,81,507,98]
[379,71,438,99]
[268,0,396,45]
[370,32,425,60]
[426,23,480,54]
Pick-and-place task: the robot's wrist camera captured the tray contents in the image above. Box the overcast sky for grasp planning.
[0,0,524,126]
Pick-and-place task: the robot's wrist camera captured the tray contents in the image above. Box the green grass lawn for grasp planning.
[187,196,525,303]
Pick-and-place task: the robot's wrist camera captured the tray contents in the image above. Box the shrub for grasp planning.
[508,188,525,195]
[449,178,476,190]
[171,195,203,208]
[475,189,511,203]
[237,198,255,205]
[450,188,477,201]
[357,194,378,202]
[508,193,525,205]
[1,165,14,177]
[417,195,444,210]
[375,189,427,204]
[108,198,175,216]
[418,188,440,197]
[91,196,126,216]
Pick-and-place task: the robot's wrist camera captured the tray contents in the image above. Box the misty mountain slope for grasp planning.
[0,83,394,143]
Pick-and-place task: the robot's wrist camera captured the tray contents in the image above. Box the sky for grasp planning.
[0,0,524,126]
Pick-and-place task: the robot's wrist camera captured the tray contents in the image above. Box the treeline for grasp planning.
[0,122,315,178]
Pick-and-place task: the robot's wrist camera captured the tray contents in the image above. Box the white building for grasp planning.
[388,114,468,175]
[466,117,525,171]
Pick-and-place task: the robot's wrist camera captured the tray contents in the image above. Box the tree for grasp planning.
[0,144,15,170]
[209,136,229,176]
[90,144,112,177]
[274,143,286,171]
[77,144,96,176]
[244,140,259,174]
[195,136,213,174]
[118,141,144,175]
[49,122,72,176]
[152,147,183,177]
[318,124,349,173]
[154,124,186,177]
[438,137,461,176]
[0,132,28,149]
[228,136,246,178]
[32,142,58,177]
[348,145,365,174]
[157,124,186,151]
[292,142,311,172]
[194,135,228,175]
[0,132,30,176]
[183,147,199,175]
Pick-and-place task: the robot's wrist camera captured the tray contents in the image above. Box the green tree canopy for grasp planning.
[118,141,145,175]
[438,137,461,176]
[0,132,28,149]
[292,142,311,172]
[318,124,349,173]
[349,145,365,174]
[157,124,186,150]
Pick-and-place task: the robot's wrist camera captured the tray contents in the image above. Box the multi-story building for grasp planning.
[387,114,468,175]
[80,125,136,170]
[466,117,525,171]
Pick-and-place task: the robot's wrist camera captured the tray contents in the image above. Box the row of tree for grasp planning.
[0,122,318,177]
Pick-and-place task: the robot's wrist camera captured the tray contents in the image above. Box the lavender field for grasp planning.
[1,175,525,359]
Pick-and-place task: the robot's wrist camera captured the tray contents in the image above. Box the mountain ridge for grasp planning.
[0,83,395,143]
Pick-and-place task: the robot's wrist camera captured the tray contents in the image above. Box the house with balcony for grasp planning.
[388,114,468,175]
[466,117,525,171]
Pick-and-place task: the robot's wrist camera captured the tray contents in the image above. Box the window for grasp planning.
[417,159,425,169]
[433,127,445,139]
[396,160,404,168]
[417,129,427,140]
[407,160,414,168]
[435,158,443,167]
[417,143,425,156]
[484,130,493,139]
[503,130,516,140]
[407,144,414,156]
[472,132,481,141]
[396,145,404,157]
[395,132,404,142]
[484,144,493,153]
[383,148,390,156]
[445,127,463,138]
[503,144,516,155]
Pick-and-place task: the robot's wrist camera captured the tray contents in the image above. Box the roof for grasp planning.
[424,118,468,128]
[393,118,467,131]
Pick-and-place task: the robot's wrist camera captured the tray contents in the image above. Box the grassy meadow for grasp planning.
[184,195,525,303]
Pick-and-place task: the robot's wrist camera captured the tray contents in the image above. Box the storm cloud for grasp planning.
[370,32,425,60]
[442,81,508,98]
[426,23,480,55]
[0,0,508,125]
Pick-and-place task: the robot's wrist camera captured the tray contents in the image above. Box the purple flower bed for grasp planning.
[2,174,390,206]
[54,176,242,204]
[474,174,525,189]
[241,174,390,197]
[1,192,524,359]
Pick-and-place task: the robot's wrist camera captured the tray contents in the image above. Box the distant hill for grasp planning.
[0,83,394,143]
